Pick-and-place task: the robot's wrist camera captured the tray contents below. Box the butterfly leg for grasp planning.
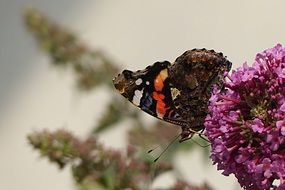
[179,132,194,143]
[179,127,211,147]
[179,127,201,142]
[198,128,210,143]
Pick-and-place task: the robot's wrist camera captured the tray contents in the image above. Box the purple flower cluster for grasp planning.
[205,44,285,190]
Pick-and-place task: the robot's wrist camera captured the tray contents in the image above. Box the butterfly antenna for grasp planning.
[191,138,211,148]
[153,134,180,162]
[147,146,158,153]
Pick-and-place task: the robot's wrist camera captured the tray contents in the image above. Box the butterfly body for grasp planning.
[113,48,232,141]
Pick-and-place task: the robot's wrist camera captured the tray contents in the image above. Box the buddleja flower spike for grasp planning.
[205,44,285,190]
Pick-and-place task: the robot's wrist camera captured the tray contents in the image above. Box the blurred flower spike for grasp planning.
[205,44,285,190]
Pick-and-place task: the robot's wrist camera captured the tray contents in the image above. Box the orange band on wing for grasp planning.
[153,91,169,118]
[154,69,168,91]
[153,69,169,118]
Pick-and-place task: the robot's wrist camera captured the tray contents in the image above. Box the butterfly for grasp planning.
[113,48,232,142]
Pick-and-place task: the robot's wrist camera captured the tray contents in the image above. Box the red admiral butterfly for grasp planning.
[113,48,232,142]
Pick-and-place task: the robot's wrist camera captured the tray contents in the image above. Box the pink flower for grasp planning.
[205,44,285,190]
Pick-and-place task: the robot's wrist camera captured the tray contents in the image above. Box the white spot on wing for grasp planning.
[132,89,143,106]
[146,81,150,85]
[135,78,143,85]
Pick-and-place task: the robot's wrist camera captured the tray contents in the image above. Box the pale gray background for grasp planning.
[1,1,285,189]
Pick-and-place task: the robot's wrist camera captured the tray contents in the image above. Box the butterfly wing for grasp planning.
[113,61,187,126]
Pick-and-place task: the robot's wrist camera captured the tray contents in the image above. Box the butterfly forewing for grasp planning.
[113,61,184,124]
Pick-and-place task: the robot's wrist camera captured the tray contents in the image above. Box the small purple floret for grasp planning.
[205,44,285,190]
